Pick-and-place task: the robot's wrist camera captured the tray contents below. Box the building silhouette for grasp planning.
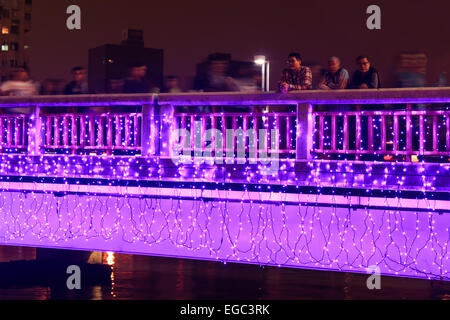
[0,0,32,81]
[88,29,164,94]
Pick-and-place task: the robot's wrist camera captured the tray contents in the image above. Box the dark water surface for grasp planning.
[0,245,448,300]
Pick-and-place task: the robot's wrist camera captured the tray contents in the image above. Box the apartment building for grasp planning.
[0,0,32,82]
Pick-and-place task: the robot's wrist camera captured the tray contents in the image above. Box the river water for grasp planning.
[0,245,448,300]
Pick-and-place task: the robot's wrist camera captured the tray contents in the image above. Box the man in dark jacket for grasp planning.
[350,56,380,89]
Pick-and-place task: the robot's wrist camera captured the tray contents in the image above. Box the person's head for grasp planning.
[327,56,341,74]
[287,53,302,70]
[129,63,147,80]
[356,56,371,73]
[71,66,86,83]
[12,66,30,81]
[208,54,229,75]
[164,75,179,90]
[42,79,55,93]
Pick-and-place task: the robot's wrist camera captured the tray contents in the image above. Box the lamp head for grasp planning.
[254,55,266,65]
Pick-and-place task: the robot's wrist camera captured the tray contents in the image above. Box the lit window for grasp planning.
[1,27,9,35]
[1,45,8,51]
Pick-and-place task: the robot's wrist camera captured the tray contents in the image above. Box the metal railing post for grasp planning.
[141,103,155,157]
[27,105,42,155]
[158,104,175,157]
[296,103,313,160]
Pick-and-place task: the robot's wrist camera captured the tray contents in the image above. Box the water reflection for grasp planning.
[0,246,449,300]
[105,252,115,266]
[103,252,116,298]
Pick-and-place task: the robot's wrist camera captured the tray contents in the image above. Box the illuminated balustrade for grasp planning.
[40,113,142,154]
[313,108,450,160]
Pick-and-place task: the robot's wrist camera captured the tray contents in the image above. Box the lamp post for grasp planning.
[254,55,270,92]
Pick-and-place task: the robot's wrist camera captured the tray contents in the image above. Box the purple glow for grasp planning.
[0,190,448,281]
[159,97,450,107]
[0,91,449,282]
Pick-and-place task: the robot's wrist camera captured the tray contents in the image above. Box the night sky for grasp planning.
[30,0,450,89]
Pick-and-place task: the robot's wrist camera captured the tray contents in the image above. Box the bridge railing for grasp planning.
[0,114,28,151]
[172,110,297,160]
[0,88,448,161]
[158,88,450,162]
[40,112,142,154]
[312,106,450,161]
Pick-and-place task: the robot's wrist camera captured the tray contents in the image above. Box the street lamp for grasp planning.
[254,55,270,92]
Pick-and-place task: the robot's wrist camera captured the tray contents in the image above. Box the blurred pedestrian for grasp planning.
[123,63,152,94]
[40,79,63,95]
[162,75,182,93]
[64,66,88,95]
[195,54,239,93]
[0,66,38,96]
[0,66,38,114]
[435,72,447,87]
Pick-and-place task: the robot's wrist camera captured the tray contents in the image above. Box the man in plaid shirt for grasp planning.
[279,53,313,93]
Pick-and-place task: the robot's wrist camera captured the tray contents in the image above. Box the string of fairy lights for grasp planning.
[0,188,447,280]
[0,100,448,281]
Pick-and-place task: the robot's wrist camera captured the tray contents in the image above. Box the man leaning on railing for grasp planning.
[350,55,380,89]
[279,52,313,93]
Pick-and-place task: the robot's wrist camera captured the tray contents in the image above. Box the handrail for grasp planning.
[0,88,448,161]
[0,88,448,106]
[157,87,450,105]
[0,93,156,107]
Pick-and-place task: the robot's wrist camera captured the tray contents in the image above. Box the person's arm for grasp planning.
[328,69,349,89]
[0,83,12,96]
[279,71,290,93]
[318,75,330,90]
[352,72,368,89]
[298,67,312,90]
[368,71,379,88]
[32,82,40,95]
[285,67,313,91]
[338,78,349,89]
[63,83,72,95]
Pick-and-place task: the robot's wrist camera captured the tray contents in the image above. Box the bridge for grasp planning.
[0,87,449,281]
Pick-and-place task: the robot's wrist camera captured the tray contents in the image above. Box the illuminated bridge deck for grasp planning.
[0,88,449,281]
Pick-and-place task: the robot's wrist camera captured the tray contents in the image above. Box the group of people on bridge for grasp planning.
[0,53,382,98]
